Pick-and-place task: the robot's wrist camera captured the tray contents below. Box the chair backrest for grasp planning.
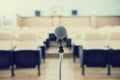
[15,32,38,50]
[82,31,106,49]
[107,31,120,49]
[0,32,14,50]
[72,33,82,45]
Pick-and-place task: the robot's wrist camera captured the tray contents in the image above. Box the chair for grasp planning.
[46,33,68,48]
[107,31,120,75]
[14,32,41,76]
[49,33,56,41]
[66,38,72,48]
[0,32,15,77]
[44,39,50,49]
[72,45,80,63]
[40,46,46,63]
[81,31,109,75]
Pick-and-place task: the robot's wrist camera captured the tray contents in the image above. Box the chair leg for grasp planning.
[11,65,15,77]
[38,65,40,76]
[73,55,76,63]
[43,58,45,63]
[82,65,85,76]
[108,65,111,76]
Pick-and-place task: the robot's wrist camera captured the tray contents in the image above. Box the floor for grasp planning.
[0,58,120,80]
[0,41,120,80]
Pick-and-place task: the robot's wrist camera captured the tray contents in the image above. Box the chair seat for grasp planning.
[0,50,12,69]
[108,50,120,67]
[83,49,108,67]
[15,50,40,68]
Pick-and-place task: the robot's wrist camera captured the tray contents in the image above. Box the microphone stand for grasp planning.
[58,39,64,80]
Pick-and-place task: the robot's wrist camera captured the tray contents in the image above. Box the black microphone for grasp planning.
[54,26,67,40]
[55,26,67,80]
[54,26,67,53]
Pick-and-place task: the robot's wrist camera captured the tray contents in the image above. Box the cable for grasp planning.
[59,53,63,80]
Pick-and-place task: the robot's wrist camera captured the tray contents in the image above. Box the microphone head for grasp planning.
[55,26,67,39]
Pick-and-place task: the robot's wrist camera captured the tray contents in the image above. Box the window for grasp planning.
[72,10,78,16]
[35,11,41,16]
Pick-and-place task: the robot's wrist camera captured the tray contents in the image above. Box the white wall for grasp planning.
[0,0,120,17]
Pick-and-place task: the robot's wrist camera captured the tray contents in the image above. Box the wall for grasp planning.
[61,17,90,27]
[17,15,22,27]
[17,16,120,28]
[0,0,120,17]
[1,0,120,28]
[0,14,17,27]
[97,16,120,26]
[20,17,52,27]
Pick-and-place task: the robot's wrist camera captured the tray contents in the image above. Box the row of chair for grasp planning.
[44,33,72,49]
[0,31,46,51]
[0,26,119,47]
[73,30,120,61]
[72,27,120,47]
[0,26,119,39]
[73,45,120,75]
[0,50,40,77]
[72,26,120,75]
[0,31,46,77]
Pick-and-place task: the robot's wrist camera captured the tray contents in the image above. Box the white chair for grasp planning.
[81,30,109,75]
[15,32,39,50]
[107,31,120,49]
[0,32,15,50]
[0,32,15,77]
[82,31,106,49]
[14,32,41,76]
[107,30,120,75]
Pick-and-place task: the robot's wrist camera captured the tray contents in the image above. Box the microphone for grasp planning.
[55,26,67,80]
[54,26,67,40]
